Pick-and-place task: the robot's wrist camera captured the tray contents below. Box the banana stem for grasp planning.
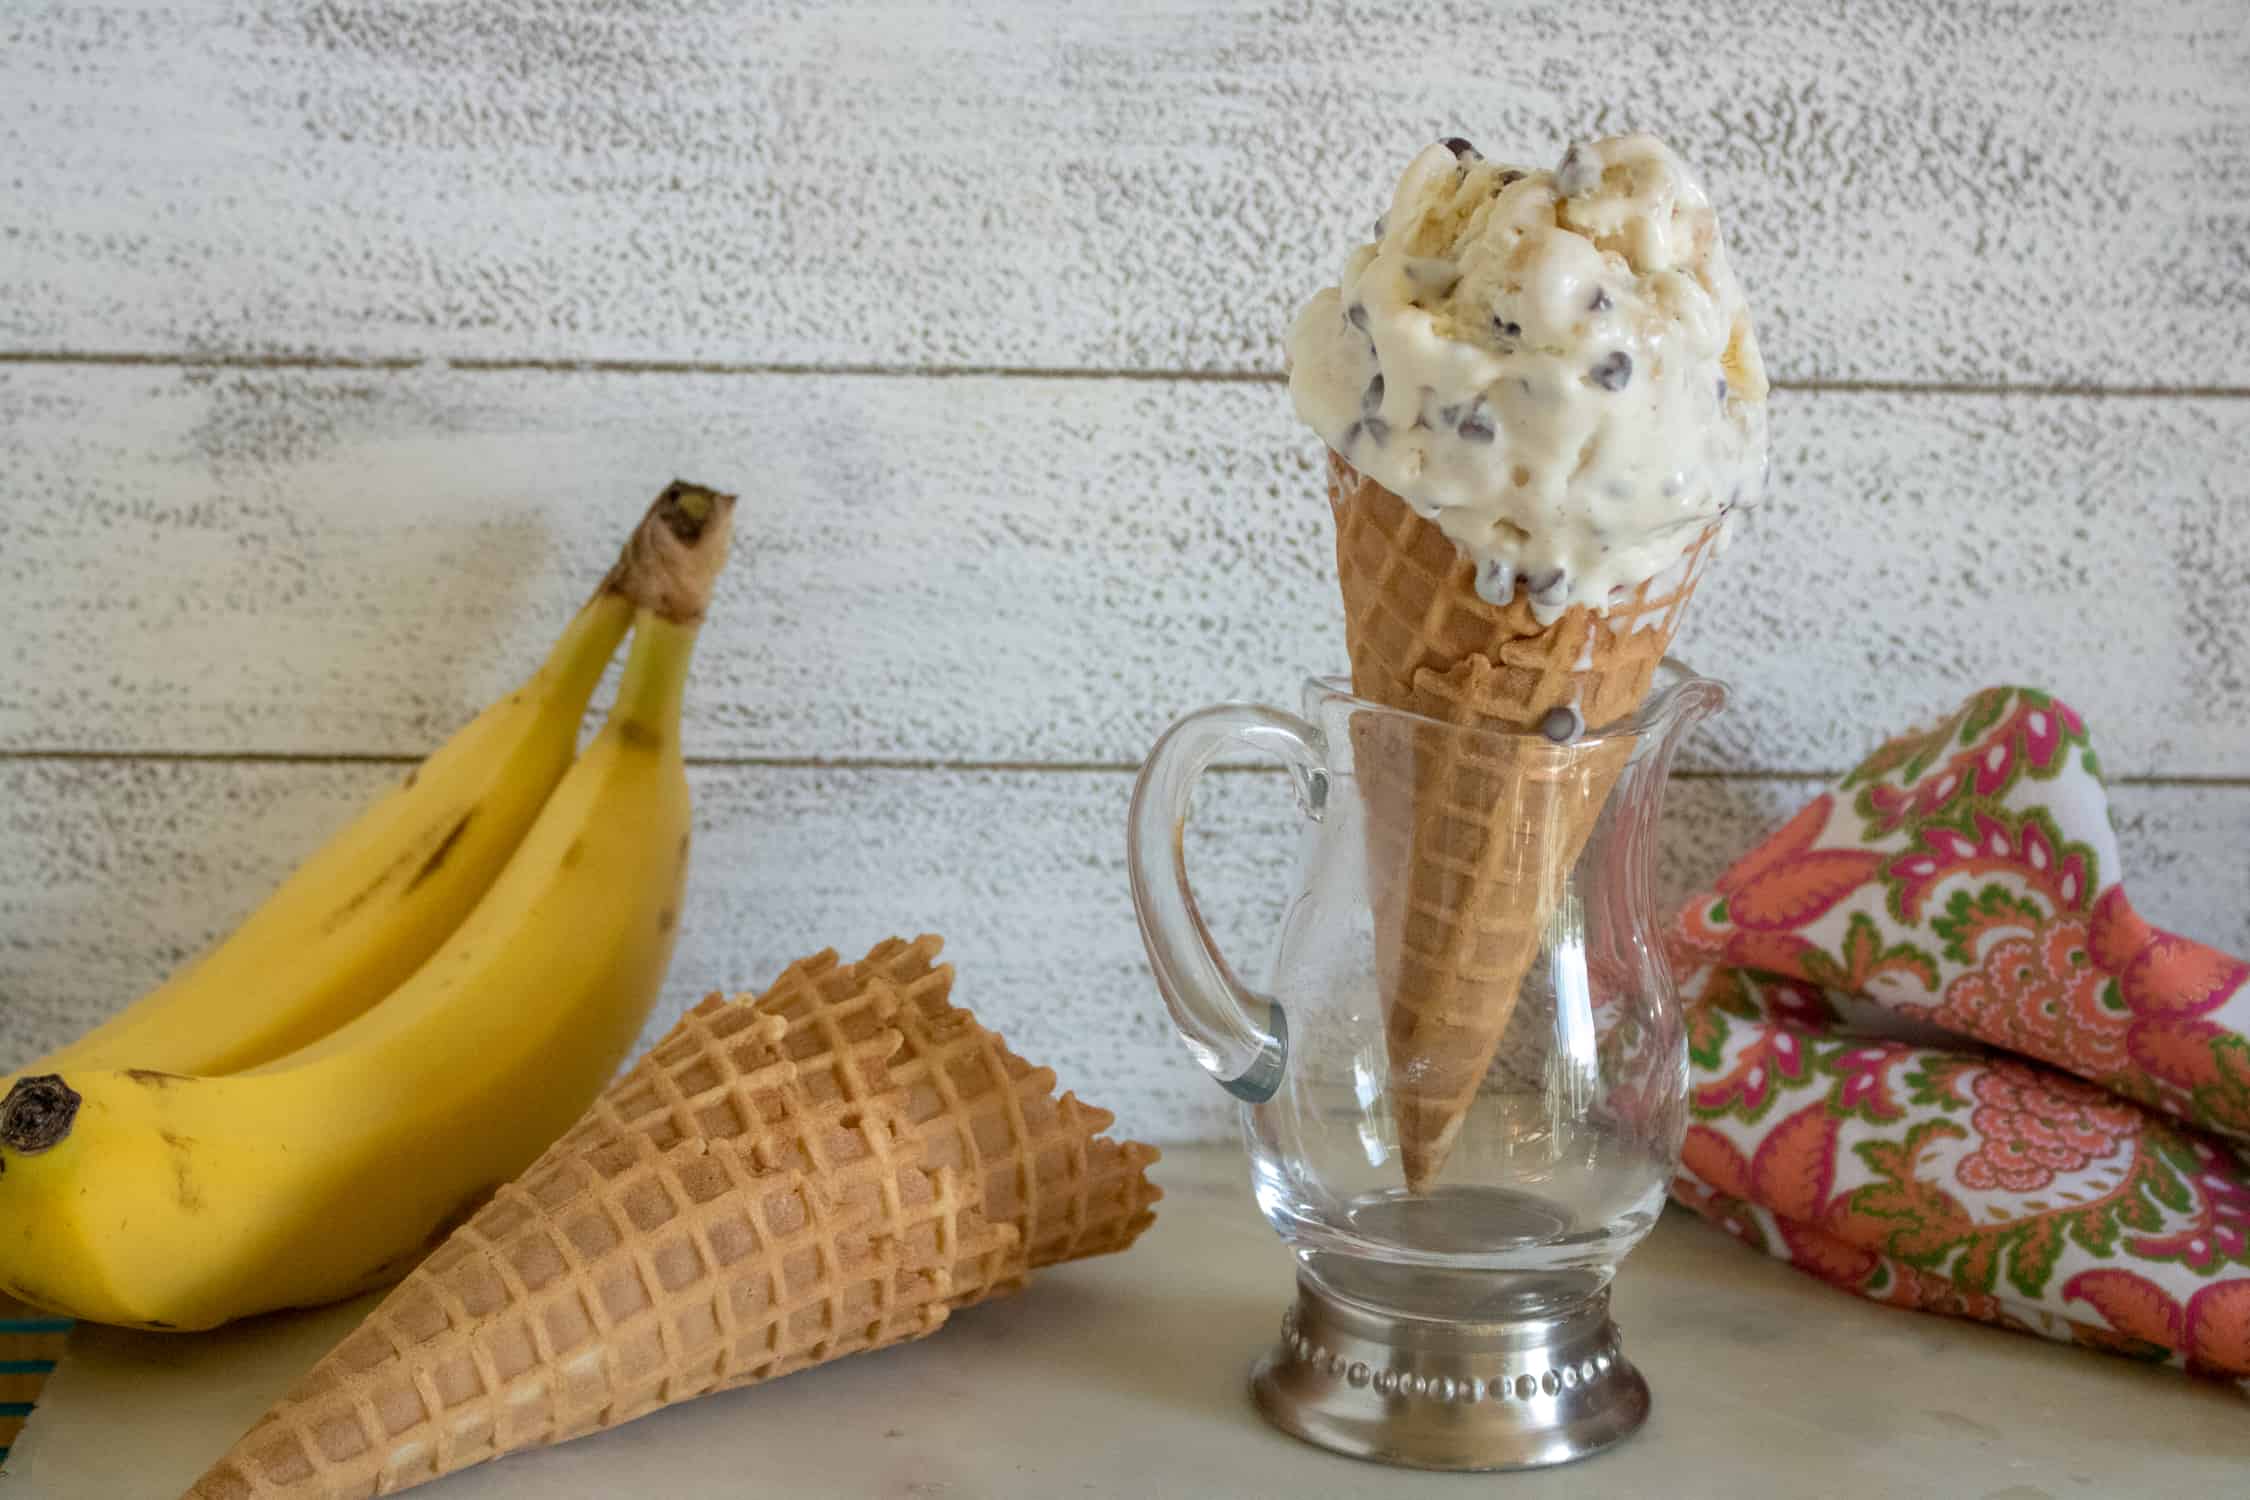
[611,613,699,738]
[605,481,738,626]
[541,589,637,703]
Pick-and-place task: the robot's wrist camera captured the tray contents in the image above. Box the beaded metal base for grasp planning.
[1249,1272,1649,1471]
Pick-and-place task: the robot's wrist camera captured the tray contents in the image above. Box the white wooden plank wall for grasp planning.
[2,2,2245,1144]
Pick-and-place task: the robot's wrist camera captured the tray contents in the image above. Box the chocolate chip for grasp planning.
[1588,288,1612,313]
[1362,374,1385,414]
[1497,169,1524,187]
[1475,558,1518,606]
[1442,136,1481,160]
[1588,351,1633,391]
[1492,316,1522,349]
[1457,411,1496,444]
[1539,705,1584,743]
[1346,302,1369,333]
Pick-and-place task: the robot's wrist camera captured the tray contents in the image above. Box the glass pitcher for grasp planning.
[1126,663,1725,1470]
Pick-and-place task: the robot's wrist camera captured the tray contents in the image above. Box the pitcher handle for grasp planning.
[1126,704,1326,1104]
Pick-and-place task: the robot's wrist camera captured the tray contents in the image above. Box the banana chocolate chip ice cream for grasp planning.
[1288,132,1769,623]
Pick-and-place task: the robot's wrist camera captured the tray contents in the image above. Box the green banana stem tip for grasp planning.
[656,480,725,537]
[605,480,738,625]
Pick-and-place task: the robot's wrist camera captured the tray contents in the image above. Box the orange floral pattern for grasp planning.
[1937,918,2128,1080]
[1671,688,2250,1390]
[1953,1066,2140,1193]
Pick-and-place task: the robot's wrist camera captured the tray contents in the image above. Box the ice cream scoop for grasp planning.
[1287,133,1769,623]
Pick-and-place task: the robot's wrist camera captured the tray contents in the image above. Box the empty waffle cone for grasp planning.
[190,942,1159,1499]
[1328,452,1711,1191]
[772,936,1163,1295]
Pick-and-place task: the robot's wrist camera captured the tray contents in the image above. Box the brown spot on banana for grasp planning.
[0,1276,65,1313]
[402,809,477,895]
[319,823,448,934]
[125,1068,189,1087]
[562,838,586,868]
[159,1131,203,1212]
[618,719,663,751]
[0,1075,82,1153]
[657,907,677,934]
[168,1141,202,1213]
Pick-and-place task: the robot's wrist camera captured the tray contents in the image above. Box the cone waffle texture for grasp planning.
[1328,452,1710,1191]
[191,939,1160,1500]
[787,936,1163,1289]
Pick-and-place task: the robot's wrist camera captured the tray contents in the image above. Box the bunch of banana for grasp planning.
[0,481,736,1331]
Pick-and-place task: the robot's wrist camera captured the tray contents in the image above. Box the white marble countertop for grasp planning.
[14,1144,2248,1498]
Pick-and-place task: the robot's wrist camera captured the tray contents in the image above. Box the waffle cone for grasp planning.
[751,935,1164,1300]
[1328,453,1710,1190]
[190,941,1160,1499]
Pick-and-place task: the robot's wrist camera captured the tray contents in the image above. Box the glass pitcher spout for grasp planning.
[1592,661,1729,768]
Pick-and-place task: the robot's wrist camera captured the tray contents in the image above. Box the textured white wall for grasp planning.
[2,1,2245,1144]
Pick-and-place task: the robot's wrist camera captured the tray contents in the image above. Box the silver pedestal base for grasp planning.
[1250,1273,1649,1471]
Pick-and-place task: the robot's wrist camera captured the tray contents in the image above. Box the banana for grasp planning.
[0,484,735,1330]
[31,586,636,1079]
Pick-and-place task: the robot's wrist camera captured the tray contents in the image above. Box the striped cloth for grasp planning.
[0,1296,70,1469]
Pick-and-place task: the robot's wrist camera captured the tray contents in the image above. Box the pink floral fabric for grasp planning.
[1670,687,2250,1385]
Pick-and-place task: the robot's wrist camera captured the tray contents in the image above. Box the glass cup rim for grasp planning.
[1301,657,1728,749]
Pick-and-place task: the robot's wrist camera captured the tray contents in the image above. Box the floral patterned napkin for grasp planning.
[1669,688,2250,1384]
